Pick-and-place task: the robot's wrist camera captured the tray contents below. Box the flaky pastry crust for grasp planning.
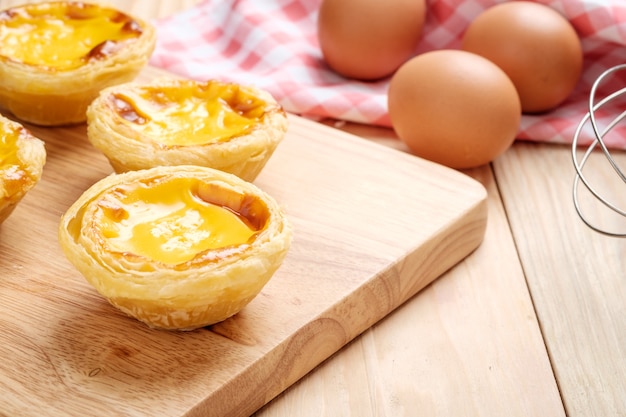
[0,1,156,126]
[0,115,46,224]
[58,165,292,330]
[86,77,289,181]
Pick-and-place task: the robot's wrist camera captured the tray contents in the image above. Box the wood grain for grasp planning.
[0,66,487,416]
[98,1,626,415]
[494,142,626,417]
[1,2,597,416]
[255,162,567,417]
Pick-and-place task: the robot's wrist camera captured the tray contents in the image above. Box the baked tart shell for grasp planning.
[0,116,46,224]
[0,2,156,126]
[86,78,289,181]
[58,165,293,330]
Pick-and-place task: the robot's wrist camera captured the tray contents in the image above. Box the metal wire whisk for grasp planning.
[572,63,626,237]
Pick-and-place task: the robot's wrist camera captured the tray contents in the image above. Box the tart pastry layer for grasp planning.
[58,165,292,330]
[0,1,156,126]
[0,115,46,224]
[86,78,288,181]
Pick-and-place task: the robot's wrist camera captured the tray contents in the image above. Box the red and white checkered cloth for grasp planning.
[150,0,626,149]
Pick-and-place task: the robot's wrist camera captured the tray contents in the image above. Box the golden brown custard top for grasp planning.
[89,176,269,266]
[0,122,36,199]
[110,81,269,146]
[0,1,144,70]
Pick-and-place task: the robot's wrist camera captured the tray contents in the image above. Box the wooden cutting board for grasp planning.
[0,68,487,417]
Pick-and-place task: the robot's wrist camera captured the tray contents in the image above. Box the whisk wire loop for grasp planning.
[572,64,626,237]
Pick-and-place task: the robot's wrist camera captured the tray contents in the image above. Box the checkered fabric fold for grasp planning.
[150,0,626,149]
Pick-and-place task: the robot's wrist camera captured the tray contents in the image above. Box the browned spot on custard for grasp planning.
[111,95,147,124]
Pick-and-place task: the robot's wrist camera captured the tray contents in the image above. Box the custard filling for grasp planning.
[110,81,267,146]
[90,176,267,265]
[0,126,33,199]
[0,2,143,70]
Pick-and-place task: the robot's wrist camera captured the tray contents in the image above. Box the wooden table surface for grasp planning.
[3,1,624,416]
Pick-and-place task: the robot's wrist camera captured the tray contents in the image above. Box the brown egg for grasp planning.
[317,0,427,80]
[387,50,521,169]
[461,1,583,113]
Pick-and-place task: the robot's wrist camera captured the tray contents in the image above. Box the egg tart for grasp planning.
[58,165,292,330]
[86,78,288,181]
[0,115,46,224]
[0,1,156,126]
